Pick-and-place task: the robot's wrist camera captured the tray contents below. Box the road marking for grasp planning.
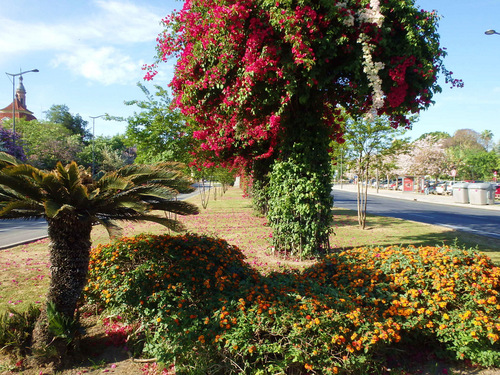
[437,224,500,239]
[0,226,24,231]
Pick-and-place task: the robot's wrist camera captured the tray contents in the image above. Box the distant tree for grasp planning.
[415,131,450,142]
[77,134,136,173]
[12,118,83,169]
[443,129,485,152]
[123,83,193,165]
[44,104,91,141]
[459,151,498,181]
[480,130,494,152]
[343,115,407,229]
[494,140,500,156]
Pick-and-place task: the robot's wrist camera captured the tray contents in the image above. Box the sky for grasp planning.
[0,0,499,144]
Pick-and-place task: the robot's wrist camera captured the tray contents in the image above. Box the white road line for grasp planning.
[438,223,500,238]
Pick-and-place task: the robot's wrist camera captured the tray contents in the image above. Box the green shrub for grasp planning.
[86,234,500,374]
[0,304,41,358]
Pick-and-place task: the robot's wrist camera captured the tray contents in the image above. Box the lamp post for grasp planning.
[90,115,105,176]
[5,69,39,148]
[485,29,500,35]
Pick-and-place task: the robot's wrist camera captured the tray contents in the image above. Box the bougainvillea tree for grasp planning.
[146,0,461,256]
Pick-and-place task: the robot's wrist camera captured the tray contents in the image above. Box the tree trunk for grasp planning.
[31,212,93,365]
[267,107,333,257]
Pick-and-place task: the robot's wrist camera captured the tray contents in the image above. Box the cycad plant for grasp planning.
[0,152,199,364]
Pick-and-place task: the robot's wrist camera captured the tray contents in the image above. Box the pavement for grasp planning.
[332,183,500,211]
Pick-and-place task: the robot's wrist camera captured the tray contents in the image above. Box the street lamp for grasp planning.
[90,115,106,176]
[5,69,39,148]
[485,29,500,35]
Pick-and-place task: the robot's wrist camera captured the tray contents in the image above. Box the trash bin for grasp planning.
[452,182,469,204]
[487,183,496,205]
[468,183,495,205]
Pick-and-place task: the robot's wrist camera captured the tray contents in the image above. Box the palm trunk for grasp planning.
[31,212,93,364]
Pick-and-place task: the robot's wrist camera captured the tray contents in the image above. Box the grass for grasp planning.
[0,186,499,314]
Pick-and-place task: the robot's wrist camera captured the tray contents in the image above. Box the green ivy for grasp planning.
[266,110,333,257]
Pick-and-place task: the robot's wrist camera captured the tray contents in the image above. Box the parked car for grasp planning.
[435,182,453,195]
[495,184,500,199]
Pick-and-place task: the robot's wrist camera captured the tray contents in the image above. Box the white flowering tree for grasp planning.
[395,135,449,190]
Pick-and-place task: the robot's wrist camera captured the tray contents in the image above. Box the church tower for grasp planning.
[16,76,27,108]
[0,75,37,122]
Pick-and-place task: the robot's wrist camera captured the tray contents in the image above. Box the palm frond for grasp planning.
[0,152,19,168]
[56,162,81,192]
[0,200,45,219]
[132,214,187,232]
[8,164,43,179]
[152,200,200,216]
[125,185,179,200]
[55,162,70,182]
[44,201,75,218]
[0,174,45,203]
[37,173,70,203]
[95,174,132,192]
[96,218,123,239]
[114,163,194,192]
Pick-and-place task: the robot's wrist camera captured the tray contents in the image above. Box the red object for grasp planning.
[403,177,414,192]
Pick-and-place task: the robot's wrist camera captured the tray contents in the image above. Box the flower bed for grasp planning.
[85,234,500,374]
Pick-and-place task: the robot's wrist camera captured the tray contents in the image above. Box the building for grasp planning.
[0,75,37,122]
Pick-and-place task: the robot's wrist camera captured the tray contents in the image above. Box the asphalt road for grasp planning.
[332,189,500,240]
[4,186,500,249]
[0,218,48,249]
[0,186,207,250]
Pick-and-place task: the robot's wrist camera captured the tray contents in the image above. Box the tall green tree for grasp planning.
[0,152,199,365]
[148,0,459,256]
[124,83,193,164]
[44,104,91,141]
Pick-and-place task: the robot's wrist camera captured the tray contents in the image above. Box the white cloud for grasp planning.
[0,0,165,85]
[52,46,145,85]
[90,0,163,44]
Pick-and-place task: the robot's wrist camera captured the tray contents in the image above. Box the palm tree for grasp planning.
[0,152,199,363]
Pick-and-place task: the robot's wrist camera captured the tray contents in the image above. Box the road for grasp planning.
[332,189,500,240]
[0,187,205,250]
[4,186,499,248]
[0,218,48,249]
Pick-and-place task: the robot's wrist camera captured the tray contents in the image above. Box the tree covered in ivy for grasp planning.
[147,0,461,257]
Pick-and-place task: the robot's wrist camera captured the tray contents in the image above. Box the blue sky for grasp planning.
[1,0,499,144]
